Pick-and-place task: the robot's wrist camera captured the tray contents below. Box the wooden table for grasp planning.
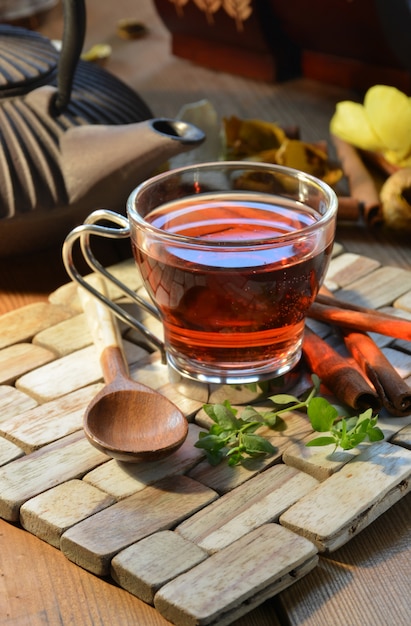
[1,1,410,625]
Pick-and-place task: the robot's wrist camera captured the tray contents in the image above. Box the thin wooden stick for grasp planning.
[309,297,411,341]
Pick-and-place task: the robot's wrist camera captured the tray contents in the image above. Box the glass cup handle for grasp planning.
[62,209,166,361]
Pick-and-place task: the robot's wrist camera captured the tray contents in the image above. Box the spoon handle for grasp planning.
[78,277,129,383]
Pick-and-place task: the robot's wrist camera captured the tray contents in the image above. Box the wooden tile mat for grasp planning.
[1,248,411,626]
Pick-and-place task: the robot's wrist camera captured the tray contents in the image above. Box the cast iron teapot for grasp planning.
[0,0,204,257]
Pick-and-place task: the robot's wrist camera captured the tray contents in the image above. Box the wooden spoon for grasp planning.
[78,279,188,462]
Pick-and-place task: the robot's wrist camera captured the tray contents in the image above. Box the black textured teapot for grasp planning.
[0,0,204,256]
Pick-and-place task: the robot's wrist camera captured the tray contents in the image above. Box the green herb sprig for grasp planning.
[305,398,384,450]
[194,375,384,466]
[194,401,278,466]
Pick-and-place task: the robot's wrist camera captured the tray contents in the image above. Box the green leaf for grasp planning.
[307,397,338,432]
[242,433,276,454]
[342,433,366,449]
[209,423,224,436]
[355,418,372,434]
[306,436,337,447]
[205,448,226,465]
[194,434,225,451]
[343,416,360,431]
[227,452,244,466]
[269,393,299,405]
[203,400,235,417]
[311,373,321,392]
[261,411,278,427]
[240,421,261,434]
[204,403,241,430]
[357,408,373,424]
[367,426,384,442]
[240,406,264,422]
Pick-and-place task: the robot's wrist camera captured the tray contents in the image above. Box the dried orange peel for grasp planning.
[380,168,411,229]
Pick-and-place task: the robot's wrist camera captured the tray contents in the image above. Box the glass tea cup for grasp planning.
[63,162,338,385]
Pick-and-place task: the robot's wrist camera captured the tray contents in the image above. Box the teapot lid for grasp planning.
[0,25,58,97]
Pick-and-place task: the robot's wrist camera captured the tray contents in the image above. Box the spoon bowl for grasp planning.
[83,349,188,462]
[79,279,188,462]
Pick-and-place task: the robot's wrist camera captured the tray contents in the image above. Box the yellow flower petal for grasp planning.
[330,101,383,151]
[364,85,411,157]
[382,149,411,167]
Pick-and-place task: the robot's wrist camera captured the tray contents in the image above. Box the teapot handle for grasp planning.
[53,0,86,114]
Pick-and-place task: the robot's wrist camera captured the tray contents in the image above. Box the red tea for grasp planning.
[132,192,333,380]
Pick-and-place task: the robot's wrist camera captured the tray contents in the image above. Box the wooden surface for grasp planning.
[1,255,411,626]
[4,246,410,623]
[0,1,410,625]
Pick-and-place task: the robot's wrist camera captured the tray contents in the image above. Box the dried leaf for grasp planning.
[81,44,112,63]
[193,0,222,24]
[275,140,343,185]
[168,0,190,18]
[223,116,286,159]
[223,0,253,30]
[117,19,148,40]
[223,116,342,185]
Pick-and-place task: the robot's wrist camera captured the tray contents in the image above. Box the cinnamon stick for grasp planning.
[336,197,366,223]
[342,330,411,416]
[316,293,406,320]
[332,135,383,226]
[302,327,381,411]
[359,149,399,177]
[309,297,411,342]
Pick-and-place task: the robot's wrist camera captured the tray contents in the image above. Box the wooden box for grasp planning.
[153,0,411,92]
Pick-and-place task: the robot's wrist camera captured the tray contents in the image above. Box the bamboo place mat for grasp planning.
[1,247,411,626]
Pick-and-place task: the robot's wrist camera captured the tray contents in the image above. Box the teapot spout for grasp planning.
[60,118,206,208]
[150,118,206,146]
